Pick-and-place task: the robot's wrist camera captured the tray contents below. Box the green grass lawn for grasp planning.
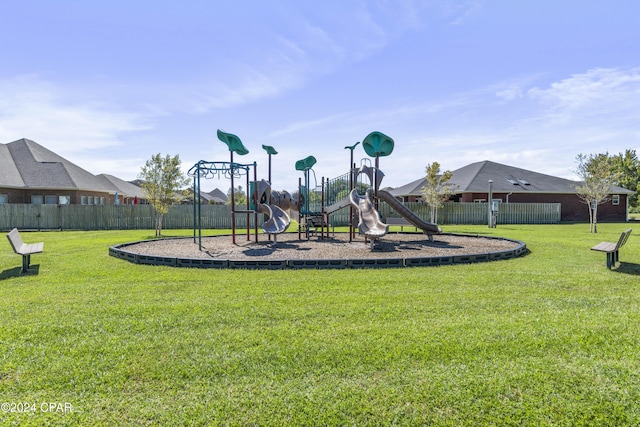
[1,224,639,426]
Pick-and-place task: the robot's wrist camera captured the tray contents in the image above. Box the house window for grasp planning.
[59,196,70,205]
[612,195,620,205]
[99,197,105,205]
[45,195,57,204]
[474,199,486,203]
[0,194,7,204]
[31,195,44,204]
[88,196,94,205]
[81,196,87,205]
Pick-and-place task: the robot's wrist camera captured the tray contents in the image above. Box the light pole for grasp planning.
[488,179,494,228]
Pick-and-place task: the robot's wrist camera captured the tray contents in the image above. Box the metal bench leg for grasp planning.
[606,252,613,269]
[22,254,30,273]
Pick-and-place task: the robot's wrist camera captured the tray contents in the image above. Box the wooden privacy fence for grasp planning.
[0,202,560,231]
[348,202,560,226]
[0,204,259,231]
[378,202,561,225]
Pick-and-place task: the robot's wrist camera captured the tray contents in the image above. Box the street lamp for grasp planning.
[488,179,494,228]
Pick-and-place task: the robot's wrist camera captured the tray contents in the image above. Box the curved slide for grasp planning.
[258,203,291,235]
[349,189,388,238]
[377,189,441,237]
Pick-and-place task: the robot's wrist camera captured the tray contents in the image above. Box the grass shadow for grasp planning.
[614,262,640,276]
[0,265,40,280]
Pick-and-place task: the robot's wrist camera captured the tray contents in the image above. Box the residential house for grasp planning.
[207,188,228,204]
[0,138,142,205]
[388,160,633,222]
[181,188,228,204]
[98,174,146,205]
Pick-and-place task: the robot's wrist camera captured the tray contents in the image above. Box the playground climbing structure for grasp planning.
[188,128,441,251]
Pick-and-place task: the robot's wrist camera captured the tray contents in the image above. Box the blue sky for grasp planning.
[1,0,639,191]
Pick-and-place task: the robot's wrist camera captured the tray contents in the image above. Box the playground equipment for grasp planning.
[258,144,298,239]
[295,155,324,239]
[362,131,394,207]
[190,130,300,248]
[189,159,257,249]
[114,133,530,271]
[344,142,360,242]
[292,131,442,246]
[349,188,388,247]
[189,129,441,250]
[347,133,393,245]
[377,189,441,239]
[346,164,388,246]
[352,132,440,241]
[253,179,293,238]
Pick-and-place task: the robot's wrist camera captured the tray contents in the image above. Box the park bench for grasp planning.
[6,228,44,273]
[590,228,632,269]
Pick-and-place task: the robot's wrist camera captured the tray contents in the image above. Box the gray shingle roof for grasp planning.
[388,160,634,197]
[97,174,145,199]
[207,188,228,203]
[8,139,77,188]
[1,138,116,193]
[6,138,114,192]
[0,144,24,188]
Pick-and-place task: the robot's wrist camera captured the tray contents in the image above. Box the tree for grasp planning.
[611,149,640,210]
[420,162,457,223]
[334,182,371,203]
[226,186,247,206]
[574,153,620,233]
[139,153,190,236]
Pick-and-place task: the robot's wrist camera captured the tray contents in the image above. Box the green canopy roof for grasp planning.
[295,155,317,171]
[262,145,278,155]
[217,129,249,156]
[362,131,394,157]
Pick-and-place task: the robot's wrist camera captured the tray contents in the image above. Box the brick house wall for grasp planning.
[0,188,117,205]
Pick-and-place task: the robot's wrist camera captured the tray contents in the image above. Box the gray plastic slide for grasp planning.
[258,203,291,234]
[349,189,388,238]
[377,189,441,237]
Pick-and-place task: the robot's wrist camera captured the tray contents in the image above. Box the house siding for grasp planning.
[389,161,632,223]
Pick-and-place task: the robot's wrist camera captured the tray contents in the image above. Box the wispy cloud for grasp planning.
[269,113,353,138]
[0,75,151,156]
[496,87,524,101]
[345,67,640,185]
[138,0,481,116]
[442,0,482,26]
[528,67,640,107]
